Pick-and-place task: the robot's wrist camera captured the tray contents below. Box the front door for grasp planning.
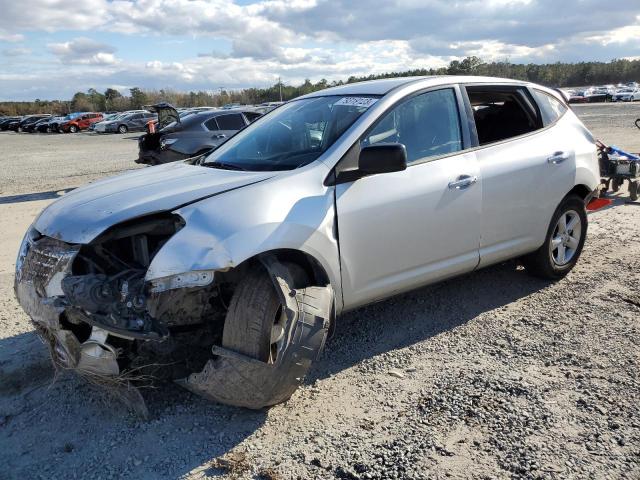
[336,88,482,310]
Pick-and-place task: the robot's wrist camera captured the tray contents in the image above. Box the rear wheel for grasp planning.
[523,195,587,279]
[118,125,128,134]
[222,264,306,362]
[612,177,622,192]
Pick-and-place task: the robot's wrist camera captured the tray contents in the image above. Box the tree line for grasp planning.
[2,57,639,116]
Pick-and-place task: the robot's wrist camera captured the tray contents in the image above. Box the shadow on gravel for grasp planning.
[0,261,550,479]
[311,261,552,381]
[0,188,75,205]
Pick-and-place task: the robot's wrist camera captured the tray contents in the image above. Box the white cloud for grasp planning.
[0,32,24,42]
[0,1,639,100]
[47,37,119,65]
[3,47,31,56]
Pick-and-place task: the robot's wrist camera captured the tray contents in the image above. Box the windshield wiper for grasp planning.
[204,161,247,171]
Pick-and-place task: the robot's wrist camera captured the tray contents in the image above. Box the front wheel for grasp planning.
[118,125,128,134]
[222,264,307,363]
[69,125,78,133]
[523,195,587,280]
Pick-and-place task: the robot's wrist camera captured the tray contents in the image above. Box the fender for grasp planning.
[146,163,344,312]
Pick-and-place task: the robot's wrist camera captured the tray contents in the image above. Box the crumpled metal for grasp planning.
[177,258,333,409]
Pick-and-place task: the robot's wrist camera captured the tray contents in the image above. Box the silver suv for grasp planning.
[15,76,600,409]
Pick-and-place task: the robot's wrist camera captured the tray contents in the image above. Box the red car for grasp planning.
[59,113,103,133]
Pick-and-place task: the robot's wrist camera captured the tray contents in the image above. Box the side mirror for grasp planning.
[359,143,407,176]
[325,143,407,186]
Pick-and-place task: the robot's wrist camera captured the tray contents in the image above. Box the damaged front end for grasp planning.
[14,215,333,412]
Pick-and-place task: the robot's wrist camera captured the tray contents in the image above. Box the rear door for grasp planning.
[464,85,575,267]
[335,87,481,310]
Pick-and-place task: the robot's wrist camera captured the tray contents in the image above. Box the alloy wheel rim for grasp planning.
[549,210,582,266]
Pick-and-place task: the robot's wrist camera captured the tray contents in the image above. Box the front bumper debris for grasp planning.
[16,234,333,412]
[178,258,333,409]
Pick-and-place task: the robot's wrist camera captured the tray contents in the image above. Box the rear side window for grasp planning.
[531,89,568,126]
[466,86,542,146]
[244,112,262,122]
[216,114,245,130]
[362,88,462,165]
[204,118,219,131]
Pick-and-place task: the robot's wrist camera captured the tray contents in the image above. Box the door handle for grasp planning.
[448,175,478,190]
[547,151,570,164]
[213,133,226,139]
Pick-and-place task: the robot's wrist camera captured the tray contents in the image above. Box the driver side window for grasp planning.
[362,88,463,165]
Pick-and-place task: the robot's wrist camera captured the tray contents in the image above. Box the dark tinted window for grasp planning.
[531,89,568,126]
[216,114,245,130]
[466,86,541,146]
[244,112,262,122]
[204,118,219,131]
[362,88,463,164]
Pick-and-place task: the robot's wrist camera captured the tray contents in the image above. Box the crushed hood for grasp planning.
[35,162,275,244]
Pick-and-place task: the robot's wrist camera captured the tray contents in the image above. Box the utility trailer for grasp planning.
[598,138,640,201]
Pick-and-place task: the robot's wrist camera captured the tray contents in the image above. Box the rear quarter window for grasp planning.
[204,117,219,131]
[531,89,568,126]
[216,114,245,130]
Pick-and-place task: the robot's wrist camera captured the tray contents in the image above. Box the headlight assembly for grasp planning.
[149,270,215,294]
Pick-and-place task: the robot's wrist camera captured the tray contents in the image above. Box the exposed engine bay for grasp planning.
[14,213,333,414]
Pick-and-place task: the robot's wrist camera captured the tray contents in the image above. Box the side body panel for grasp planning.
[336,151,481,311]
[476,109,599,268]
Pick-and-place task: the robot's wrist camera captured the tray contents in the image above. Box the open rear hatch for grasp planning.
[139,103,181,159]
[145,102,180,130]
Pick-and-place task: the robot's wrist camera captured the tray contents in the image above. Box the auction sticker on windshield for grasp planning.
[335,97,378,108]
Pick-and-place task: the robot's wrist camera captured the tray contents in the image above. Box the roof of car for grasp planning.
[299,75,525,98]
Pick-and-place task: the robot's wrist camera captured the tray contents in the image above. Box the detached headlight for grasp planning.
[150,270,215,294]
[160,138,178,149]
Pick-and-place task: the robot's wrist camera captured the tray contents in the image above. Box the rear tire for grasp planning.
[118,125,128,134]
[612,178,621,192]
[523,195,587,280]
[222,264,307,363]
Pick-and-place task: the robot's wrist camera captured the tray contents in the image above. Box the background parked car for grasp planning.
[137,105,262,165]
[35,115,65,133]
[0,116,22,131]
[568,91,588,103]
[59,112,103,133]
[12,114,51,132]
[584,88,612,103]
[98,111,156,133]
[23,117,52,133]
[611,88,640,102]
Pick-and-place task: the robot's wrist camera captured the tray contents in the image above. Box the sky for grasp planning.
[0,0,639,101]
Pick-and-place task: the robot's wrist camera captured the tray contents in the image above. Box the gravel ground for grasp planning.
[1,106,639,480]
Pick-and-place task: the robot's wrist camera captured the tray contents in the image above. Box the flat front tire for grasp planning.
[222,264,307,363]
[523,195,588,279]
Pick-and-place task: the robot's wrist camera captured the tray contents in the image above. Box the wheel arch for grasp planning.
[567,184,592,201]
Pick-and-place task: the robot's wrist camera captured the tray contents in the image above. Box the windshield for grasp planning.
[202,95,379,171]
